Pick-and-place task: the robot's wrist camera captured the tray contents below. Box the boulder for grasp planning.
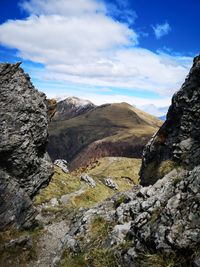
[54,159,69,173]
[80,174,96,188]
[104,178,118,190]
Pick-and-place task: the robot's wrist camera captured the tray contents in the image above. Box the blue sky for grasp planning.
[0,0,199,115]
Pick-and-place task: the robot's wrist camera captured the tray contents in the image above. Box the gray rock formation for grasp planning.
[54,159,69,173]
[80,173,96,188]
[104,178,118,190]
[63,163,199,267]
[0,62,53,230]
[140,55,200,185]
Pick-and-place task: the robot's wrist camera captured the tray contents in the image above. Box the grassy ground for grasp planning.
[60,216,119,267]
[34,157,141,209]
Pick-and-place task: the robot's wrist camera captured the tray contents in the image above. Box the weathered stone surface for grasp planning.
[0,62,53,230]
[80,174,96,188]
[54,159,69,173]
[140,55,200,185]
[104,178,118,190]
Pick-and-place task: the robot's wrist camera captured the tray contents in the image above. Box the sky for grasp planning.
[0,0,199,116]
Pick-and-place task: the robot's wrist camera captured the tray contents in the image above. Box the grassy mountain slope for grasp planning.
[48,102,162,170]
[34,157,141,208]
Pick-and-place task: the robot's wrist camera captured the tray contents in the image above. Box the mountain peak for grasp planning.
[64,96,95,107]
[53,96,96,121]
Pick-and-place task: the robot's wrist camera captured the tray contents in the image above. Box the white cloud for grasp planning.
[20,0,106,16]
[0,0,192,99]
[152,22,171,39]
[139,104,169,117]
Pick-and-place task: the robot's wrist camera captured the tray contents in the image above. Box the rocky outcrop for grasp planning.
[140,55,200,185]
[64,166,199,267]
[54,159,69,173]
[0,62,53,230]
[80,174,96,188]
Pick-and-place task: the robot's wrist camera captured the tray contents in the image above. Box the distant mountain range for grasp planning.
[48,97,162,170]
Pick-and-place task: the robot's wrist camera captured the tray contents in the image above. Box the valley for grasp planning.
[48,101,162,170]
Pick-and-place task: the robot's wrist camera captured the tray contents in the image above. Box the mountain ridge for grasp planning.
[48,101,162,170]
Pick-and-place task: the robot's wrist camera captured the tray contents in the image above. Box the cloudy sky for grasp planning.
[0,0,199,116]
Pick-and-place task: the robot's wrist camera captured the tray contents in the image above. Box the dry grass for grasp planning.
[139,251,190,267]
[60,216,119,267]
[88,157,140,184]
[34,157,141,208]
[34,166,81,205]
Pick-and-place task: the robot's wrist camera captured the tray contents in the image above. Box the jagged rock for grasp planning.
[104,178,118,190]
[54,159,69,173]
[80,174,96,188]
[140,55,200,185]
[0,62,53,230]
[64,165,199,266]
[47,99,57,121]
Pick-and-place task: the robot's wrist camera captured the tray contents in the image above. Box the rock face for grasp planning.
[140,55,200,185]
[0,62,53,230]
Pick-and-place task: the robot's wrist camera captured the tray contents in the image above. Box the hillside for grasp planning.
[34,157,141,208]
[48,102,162,170]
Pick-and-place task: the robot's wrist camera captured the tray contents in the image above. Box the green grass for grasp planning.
[138,251,191,267]
[60,216,119,267]
[0,226,44,267]
[34,166,81,205]
[34,157,141,209]
[87,157,140,184]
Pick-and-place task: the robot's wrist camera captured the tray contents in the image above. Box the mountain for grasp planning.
[52,55,200,267]
[48,102,162,170]
[52,96,96,121]
[1,57,200,267]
